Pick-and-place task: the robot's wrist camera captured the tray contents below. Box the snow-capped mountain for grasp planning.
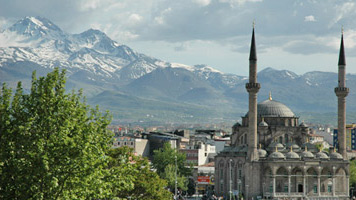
[0,16,233,86]
[1,16,356,124]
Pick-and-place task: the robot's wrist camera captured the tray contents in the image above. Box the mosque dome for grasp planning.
[233,122,241,128]
[258,149,268,158]
[316,151,329,159]
[300,122,307,127]
[301,150,315,159]
[259,120,268,127]
[286,142,300,151]
[268,142,284,150]
[286,151,300,159]
[330,151,343,160]
[269,151,285,159]
[246,98,295,118]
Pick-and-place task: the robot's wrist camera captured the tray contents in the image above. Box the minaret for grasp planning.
[246,24,260,161]
[334,29,349,159]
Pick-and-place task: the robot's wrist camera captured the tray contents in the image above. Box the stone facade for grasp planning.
[214,29,350,200]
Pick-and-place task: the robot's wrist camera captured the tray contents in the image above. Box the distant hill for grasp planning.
[1,16,355,125]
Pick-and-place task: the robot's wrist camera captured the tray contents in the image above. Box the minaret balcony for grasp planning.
[334,87,349,97]
[246,82,261,93]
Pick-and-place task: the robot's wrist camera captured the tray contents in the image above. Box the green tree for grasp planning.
[187,178,196,196]
[152,142,191,192]
[162,164,188,192]
[350,160,356,187]
[0,69,112,199]
[105,146,172,200]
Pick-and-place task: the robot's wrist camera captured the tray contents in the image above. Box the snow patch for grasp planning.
[29,17,47,30]
[171,62,195,71]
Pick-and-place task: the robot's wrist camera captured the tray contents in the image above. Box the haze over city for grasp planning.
[1,0,356,76]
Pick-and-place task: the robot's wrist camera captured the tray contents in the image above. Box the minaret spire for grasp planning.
[249,23,257,61]
[246,22,260,162]
[335,27,349,159]
[338,28,346,66]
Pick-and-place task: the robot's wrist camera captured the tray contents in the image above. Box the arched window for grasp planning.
[284,134,289,143]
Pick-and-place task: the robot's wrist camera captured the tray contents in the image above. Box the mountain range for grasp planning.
[1,16,355,125]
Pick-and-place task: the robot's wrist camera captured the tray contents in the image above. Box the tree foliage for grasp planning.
[350,160,356,187]
[105,146,172,200]
[0,68,112,199]
[0,68,172,199]
[162,164,188,192]
[152,142,191,192]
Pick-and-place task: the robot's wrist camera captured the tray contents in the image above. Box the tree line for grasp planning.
[0,68,191,199]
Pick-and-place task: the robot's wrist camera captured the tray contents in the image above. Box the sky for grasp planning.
[1,0,356,76]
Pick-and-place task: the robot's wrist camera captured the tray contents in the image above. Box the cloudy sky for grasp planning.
[1,0,356,75]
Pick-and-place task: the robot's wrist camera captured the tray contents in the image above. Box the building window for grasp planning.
[131,142,133,145]
[269,185,273,193]
[284,185,288,193]
[238,169,242,179]
[328,185,332,193]
[205,153,207,157]
[124,142,127,145]
[118,142,120,145]
[313,185,317,193]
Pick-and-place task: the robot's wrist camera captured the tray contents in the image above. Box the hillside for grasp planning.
[1,16,355,125]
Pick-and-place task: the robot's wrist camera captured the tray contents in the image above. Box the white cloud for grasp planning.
[174,42,188,51]
[218,0,263,6]
[113,30,139,41]
[79,0,103,11]
[128,13,143,26]
[0,17,10,30]
[0,30,38,47]
[304,15,316,22]
[193,0,211,6]
[154,7,172,25]
[328,2,355,28]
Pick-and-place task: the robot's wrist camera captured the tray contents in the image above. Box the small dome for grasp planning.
[258,149,268,158]
[330,152,343,160]
[268,142,284,149]
[316,151,329,159]
[269,151,285,159]
[259,121,268,127]
[286,151,300,159]
[232,122,241,128]
[286,142,300,150]
[301,151,315,159]
[300,122,307,127]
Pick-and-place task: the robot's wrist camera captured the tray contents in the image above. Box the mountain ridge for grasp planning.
[1,16,355,124]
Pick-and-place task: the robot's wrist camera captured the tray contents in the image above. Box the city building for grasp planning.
[194,162,215,195]
[180,130,217,166]
[214,27,350,200]
[112,135,150,157]
[334,124,356,151]
[141,131,182,157]
[180,141,216,166]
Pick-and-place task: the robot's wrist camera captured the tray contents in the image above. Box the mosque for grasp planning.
[214,28,350,200]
